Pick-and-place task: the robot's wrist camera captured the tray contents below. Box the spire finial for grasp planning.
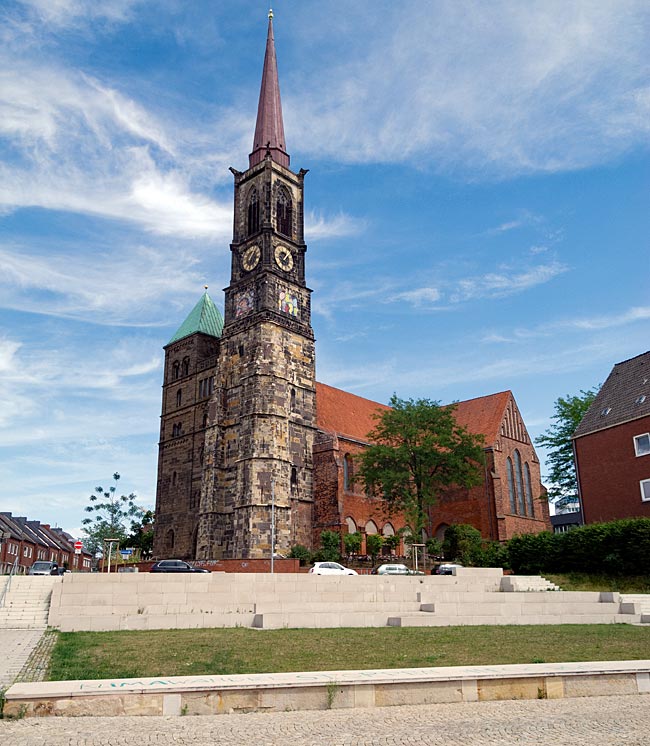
[249,7,289,169]
[204,285,208,291]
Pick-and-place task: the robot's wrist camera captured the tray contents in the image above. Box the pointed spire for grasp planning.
[249,10,290,169]
[167,291,224,344]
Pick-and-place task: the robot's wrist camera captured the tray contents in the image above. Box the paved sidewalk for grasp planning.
[0,630,46,689]
[2,694,650,745]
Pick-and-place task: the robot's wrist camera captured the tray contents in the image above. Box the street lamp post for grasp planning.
[270,479,276,574]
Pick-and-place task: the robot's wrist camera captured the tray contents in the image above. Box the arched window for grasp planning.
[506,457,517,513]
[276,186,292,237]
[365,520,378,535]
[247,188,260,235]
[291,388,296,410]
[434,523,449,542]
[176,389,182,407]
[524,462,535,517]
[345,516,357,534]
[182,357,190,376]
[167,529,175,550]
[172,361,180,380]
[514,449,526,515]
[202,412,208,428]
[172,471,177,486]
[343,454,353,491]
[382,523,395,537]
[290,466,298,488]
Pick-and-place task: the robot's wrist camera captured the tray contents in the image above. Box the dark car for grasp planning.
[149,559,210,573]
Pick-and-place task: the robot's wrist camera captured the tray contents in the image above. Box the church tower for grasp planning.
[196,12,316,558]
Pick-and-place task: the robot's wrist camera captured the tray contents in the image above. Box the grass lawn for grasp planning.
[48,624,650,681]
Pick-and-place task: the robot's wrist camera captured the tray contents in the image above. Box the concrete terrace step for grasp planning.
[388,612,645,627]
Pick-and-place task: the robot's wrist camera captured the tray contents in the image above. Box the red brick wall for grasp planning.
[575,416,650,523]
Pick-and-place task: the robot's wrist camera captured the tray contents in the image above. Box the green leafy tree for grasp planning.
[289,544,312,566]
[81,473,144,557]
[383,534,400,554]
[313,530,341,562]
[355,396,485,538]
[442,524,483,565]
[365,533,383,564]
[343,531,362,556]
[124,509,155,559]
[535,388,599,504]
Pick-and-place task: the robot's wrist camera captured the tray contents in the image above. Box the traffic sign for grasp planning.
[74,540,83,555]
[119,549,133,557]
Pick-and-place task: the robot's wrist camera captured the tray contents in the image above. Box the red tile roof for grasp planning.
[316,382,511,445]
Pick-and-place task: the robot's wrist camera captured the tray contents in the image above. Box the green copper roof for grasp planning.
[168,291,224,344]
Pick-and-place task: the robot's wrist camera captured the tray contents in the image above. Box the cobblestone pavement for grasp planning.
[0,630,46,689]
[13,629,57,683]
[2,694,650,745]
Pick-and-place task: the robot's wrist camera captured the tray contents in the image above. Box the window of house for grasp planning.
[291,466,298,488]
[172,471,177,486]
[182,357,190,376]
[634,434,650,457]
[506,457,517,513]
[514,449,526,515]
[172,361,180,380]
[343,454,353,491]
[276,186,293,237]
[176,389,182,407]
[524,462,535,517]
[247,188,260,235]
[202,412,208,428]
[641,479,650,502]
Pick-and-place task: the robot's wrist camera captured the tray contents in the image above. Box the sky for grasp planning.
[1,0,649,538]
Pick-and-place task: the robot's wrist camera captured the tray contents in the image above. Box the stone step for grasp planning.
[388,612,645,627]
[252,611,395,629]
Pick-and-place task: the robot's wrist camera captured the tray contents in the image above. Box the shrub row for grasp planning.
[441,518,650,576]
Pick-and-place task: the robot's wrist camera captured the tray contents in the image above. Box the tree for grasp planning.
[313,530,341,562]
[355,396,485,539]
[81,473,144,557]
[343,531,362,556]
[365,533,383,563]
[124,509,155,559]
[535,388,599,504]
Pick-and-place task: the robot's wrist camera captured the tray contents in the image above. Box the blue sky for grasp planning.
[1,0,649,537]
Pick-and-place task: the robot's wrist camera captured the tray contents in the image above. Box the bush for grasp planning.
[288,544,312,566]
[366,534,383,562]
[312,530,341,562]
[477,540,510,569]
[343,531,362,556]
[442,524,483,566]
[506,518,650,576]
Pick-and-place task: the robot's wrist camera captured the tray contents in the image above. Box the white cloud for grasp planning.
[449,262,568,303]
[16,0,143,27]
[391,287,441,306]
[290,0,650,174]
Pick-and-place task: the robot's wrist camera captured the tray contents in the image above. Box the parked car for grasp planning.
[149,559,210,573]
[372,563,424,576]
[434,563,463,575]
[308,562,358,575]
[28,561,59,576]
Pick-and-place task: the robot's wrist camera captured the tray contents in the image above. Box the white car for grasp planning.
[308,561,358,575]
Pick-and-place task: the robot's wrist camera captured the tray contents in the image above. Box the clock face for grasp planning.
[274,244,294,272]
[241,244,261,272]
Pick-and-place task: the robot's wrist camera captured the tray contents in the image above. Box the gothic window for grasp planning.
[172,361,180,380]
[172,471,177,486]
[176,389,182,407]
[182,357,190,376]
[172,422,182,437]
[167,529,175,550]
[506,457,517,513]
[524,462,534,517]
[247,188,260,235]
[345,516,357,534]
[202,412,208,428]
[290,466,298,488]
[365,520,378,535]
[276,186,292,237]
[343,453,353,491]
[291,388,296,411]
[514,449,526,515]
[199,376,215,398]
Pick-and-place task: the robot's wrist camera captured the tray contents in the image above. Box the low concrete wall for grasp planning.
[5,660,650,718]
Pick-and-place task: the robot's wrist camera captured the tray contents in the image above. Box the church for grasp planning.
[153,14,551,561]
